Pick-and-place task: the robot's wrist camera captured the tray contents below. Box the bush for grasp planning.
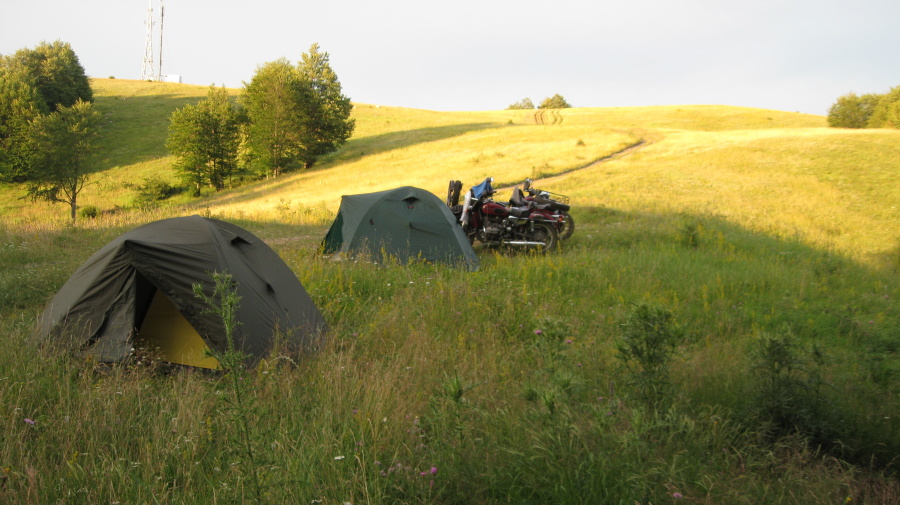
[827,92,880,128]
[79,205,98,219]
[616,303,684,408]
[507,97,534,110]
[538,94,571,109]
[867,86,900,128]
[748,327,837,445]
[128,176,179,208]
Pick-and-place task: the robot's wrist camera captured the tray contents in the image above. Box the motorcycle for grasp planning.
[447,178,559,253]
[522,178,575,240]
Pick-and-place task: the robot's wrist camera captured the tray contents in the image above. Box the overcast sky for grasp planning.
[2,0,897,115]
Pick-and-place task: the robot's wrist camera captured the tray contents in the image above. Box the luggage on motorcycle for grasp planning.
[470,177,493,199]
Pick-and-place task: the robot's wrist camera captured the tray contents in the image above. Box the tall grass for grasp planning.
[1,80,898,503]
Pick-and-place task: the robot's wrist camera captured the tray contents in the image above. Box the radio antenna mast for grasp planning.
[141,0,155,80]
[157,0,165,80]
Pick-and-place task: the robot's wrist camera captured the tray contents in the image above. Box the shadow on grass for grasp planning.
[93,89,507,176]
[4,205,899,473]
[93,93,211,171]
[181,122,509,209]
[323,122,506,164]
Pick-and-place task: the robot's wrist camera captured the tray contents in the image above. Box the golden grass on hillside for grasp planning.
[3,79,898,269]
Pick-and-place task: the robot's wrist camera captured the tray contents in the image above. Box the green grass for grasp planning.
[1,79,899,504]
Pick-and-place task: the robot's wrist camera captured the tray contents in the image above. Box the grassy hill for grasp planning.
[1,79,899,504]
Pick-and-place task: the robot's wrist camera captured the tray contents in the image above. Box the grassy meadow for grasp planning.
[1,79,899,504]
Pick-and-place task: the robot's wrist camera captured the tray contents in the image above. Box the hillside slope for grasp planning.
[3,78,898,268]
[3,79,900,505]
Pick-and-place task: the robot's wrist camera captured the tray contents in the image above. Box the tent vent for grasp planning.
[230,236,253,252]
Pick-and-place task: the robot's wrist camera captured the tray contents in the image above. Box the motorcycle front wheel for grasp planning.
[527,222,559,253]
[558,212,575,240]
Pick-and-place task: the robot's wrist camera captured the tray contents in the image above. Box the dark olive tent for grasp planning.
[34,215,326,369]
[322,186,479,271]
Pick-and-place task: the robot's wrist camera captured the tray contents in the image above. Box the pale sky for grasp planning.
[2,0,897,115]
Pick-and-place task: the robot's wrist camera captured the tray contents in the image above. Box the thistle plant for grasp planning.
[616,303,684,409]
[194,271,266,504]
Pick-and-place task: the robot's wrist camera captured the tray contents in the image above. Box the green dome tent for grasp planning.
[34,215,326,368]
[322,186,479,271]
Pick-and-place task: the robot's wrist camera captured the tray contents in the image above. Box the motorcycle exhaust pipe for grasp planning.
[502,240,547,246]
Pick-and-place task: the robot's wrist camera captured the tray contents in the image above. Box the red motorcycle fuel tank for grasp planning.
[481,201,510,217]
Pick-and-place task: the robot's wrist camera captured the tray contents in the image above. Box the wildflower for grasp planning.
[534,330,542,335]
[430,466,438,475]
[565,339,573,344]
[24,418,35,425]
[673,492,683,499]
[334,455,345,460]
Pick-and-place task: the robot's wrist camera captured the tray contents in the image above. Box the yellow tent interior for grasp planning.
[134,291,220,369]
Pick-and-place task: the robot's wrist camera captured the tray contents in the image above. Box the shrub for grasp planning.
[129,176,179,208]
[616,303,684,408]
[538,94,571,109]
[79,205,98,219]
[748,327,837,445]
[827,92,880,128]
[507,97,534,110]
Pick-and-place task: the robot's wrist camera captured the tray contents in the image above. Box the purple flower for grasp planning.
[24,418,35,425]
[534,330,542,335]
[565,339,573,344]
[673,492,684,499]
[430,466,438,475]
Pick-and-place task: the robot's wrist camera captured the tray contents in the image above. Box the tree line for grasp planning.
[167,44,354,196]
[507,94,572,110]
[827,86,900,128]
[0,41,354,222]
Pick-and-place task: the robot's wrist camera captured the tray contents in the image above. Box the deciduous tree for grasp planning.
[296,43,355,168]
[1,40,92,112]
[241,45,355,177]
[26,100,101,223]
[507,97,535,110]
[827,92,880,128]
[167,85,243,195]
[0,67,47,182]
[538,94,571,109]
[867,86,900,128]
[241,59,307,177]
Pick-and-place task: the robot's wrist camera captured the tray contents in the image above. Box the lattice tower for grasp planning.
[141,0,155,81]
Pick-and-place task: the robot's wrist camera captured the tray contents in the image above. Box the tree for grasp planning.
[0,67,47,182]
[507,97,535,110]
[867,86,900,128]
[167,85,243,195]
[538,94,572,109]
[0,40,93,112]
[241,59,308,177]
[26,100,101,223]
[241,45,355,177]
[296,43,355,168]
[827,92,881,128]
